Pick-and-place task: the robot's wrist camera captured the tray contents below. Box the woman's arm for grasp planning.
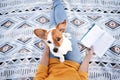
[79,47,94,72]
[34,42,50,80]
[40,42,50,66]
[78,47,94,80]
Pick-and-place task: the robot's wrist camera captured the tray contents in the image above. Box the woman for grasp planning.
[34,0,94,80]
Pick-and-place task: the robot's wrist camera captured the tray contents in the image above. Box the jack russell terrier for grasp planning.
[34,20,72,62]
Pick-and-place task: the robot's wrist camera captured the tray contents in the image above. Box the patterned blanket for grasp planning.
[0,0,120,80]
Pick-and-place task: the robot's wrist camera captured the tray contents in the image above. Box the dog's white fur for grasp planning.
[46,30,72,62]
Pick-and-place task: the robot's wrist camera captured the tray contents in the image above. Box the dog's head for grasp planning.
[34,20,72,55]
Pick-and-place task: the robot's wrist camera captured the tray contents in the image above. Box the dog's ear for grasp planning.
[34,29,47,40]
[56,20,66,33]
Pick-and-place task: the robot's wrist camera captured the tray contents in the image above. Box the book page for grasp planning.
[93,31,115,57]
[80,25,104,48]
[80,24,115,57]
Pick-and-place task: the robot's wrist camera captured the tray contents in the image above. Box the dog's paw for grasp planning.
[63,33,72,39]
[60,57,65,62]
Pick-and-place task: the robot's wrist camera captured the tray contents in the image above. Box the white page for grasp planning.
[93,31,115,57]
[80,24,115,57]
[80,25,104,48]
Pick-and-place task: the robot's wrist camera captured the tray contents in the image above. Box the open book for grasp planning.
[80,24,115,57]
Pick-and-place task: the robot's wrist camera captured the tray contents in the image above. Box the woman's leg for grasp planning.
[49,0,82,63]
[65,35,82,64]
[50,0,67,28]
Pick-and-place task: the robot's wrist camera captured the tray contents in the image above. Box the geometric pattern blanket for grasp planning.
[0,0,120,80]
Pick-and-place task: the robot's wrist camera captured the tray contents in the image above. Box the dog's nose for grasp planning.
[53,48,58,53]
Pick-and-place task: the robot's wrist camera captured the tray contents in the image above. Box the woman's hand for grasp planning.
[40,40,50,66]
[85,46,94,60]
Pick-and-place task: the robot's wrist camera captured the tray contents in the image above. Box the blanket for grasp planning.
[0,0,120,80]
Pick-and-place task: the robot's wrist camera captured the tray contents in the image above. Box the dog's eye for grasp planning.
[57,37,61,41]
[47,40,51,44]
